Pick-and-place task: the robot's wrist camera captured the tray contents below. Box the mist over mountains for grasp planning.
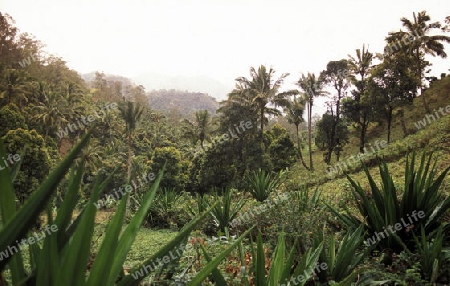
[132,72,230,101]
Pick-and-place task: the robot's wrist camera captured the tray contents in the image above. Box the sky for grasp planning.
[1,0,449,115]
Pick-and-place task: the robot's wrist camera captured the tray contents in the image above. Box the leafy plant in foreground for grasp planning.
[0,134,229,285]
[244,169,285,202]
[327,151,450,251]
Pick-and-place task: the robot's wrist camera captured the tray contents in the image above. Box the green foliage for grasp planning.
[207,189,245,233]
[315,113,349,152]
[196,140,238,193]
[249,232,323,286]
[413,226,449,282]
[145,188,191,229]
[150,146,185,190]
[0,135,223,285]
[265,124,297,171]
[2,128,52,204]
[314,225,370,283]
[327,151,450,251]
[244,169,285,202]
[0,103,28,138]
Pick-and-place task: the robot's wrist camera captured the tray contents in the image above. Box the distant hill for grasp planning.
[132,72,230,101]
[148,89,219,117]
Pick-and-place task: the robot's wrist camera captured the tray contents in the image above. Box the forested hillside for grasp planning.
[147,89,218,117]
[1,8,450,286]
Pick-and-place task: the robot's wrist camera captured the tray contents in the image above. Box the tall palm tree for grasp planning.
[118,101,144,182]
[118,101,144,217]
[195,110,211,149]
[32,83,68,140]
[348,45,374,153]
[0,69,33,108]
[285,94,310,170]
[181,110,212,149]
[296,73,327,170]
[398,11,450,112]
[232,65,291,147]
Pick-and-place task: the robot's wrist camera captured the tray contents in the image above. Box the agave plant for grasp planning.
[208,188,245,233]
[327,151,450,251]
[414,226,450,283]
[313,225,371,284]
[244,169,286,202]
[250,231,323,286]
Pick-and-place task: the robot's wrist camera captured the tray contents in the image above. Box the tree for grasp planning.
[0,103,28,138]
[391,11,450,112]
[369,50,419,143]
[0,13,22,68]
[319,60,351,164]
[182,110,213,149]
[296,73,327,170]
[150,146,185,190]
[2,128,52,204]
[0,69,33,108]
[118,101,144,216]
[346,45,375,153]
[284,94,309,170]
[231,65,291,148]
[315,112,349,162]
[32,83,68,140]
[265,124,297,172]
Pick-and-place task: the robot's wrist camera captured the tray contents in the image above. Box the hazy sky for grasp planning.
[1,0,449,113]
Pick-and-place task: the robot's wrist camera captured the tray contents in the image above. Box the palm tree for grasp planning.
[397,11,450,112]
[347,45,374,153]
[195,110,212,149]
[118,101,144,217]
[232,65,291,147]
[118,101,144,182]
[32,83,68,140]
[285,94,310,170]
[0,69,33,108]
[296,73,327,170]
[182,110,213,149]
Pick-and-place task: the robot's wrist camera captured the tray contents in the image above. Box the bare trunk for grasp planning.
[387,106,393,143]
[296,124,310,170]
[308,100,313,171]
[126,134,132,217]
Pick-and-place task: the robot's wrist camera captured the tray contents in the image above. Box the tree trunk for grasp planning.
[125,133,132,217]
[295,124,310,170]
[387,106,393,143]
[308,100,313,171]
[417,49,430,113]
[359,117,368,153]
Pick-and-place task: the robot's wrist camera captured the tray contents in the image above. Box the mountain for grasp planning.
[148,89,219,117]
[132,72,230,101]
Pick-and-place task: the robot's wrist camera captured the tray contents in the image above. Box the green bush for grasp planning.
[244,169,285,202]
[328,151,450,252]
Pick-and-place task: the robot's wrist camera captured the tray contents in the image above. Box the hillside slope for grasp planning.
[287,76,450,197]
